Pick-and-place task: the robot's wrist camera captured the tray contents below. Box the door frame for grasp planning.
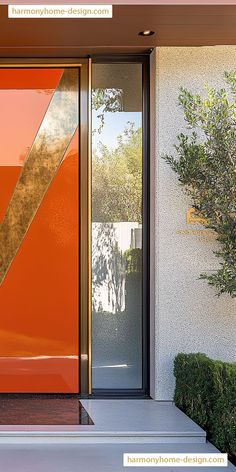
[0,58,92,395]
[91,55,150,398]
[0,56,150,397]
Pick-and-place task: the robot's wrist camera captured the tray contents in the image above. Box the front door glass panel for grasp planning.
[0,68,79,393]
[92,63,143,389]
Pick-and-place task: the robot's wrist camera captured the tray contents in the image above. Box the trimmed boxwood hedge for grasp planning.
[174,353,236,460]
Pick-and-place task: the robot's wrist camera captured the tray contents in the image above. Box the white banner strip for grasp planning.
[8,4,112,18]
[123,453,228,467]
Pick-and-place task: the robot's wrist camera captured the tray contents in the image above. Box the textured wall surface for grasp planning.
[152,46,236,400]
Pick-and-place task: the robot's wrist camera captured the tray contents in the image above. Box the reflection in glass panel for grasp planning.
[92,64,143,389]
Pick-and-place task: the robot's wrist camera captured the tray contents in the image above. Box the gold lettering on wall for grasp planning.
[186,208,207,225]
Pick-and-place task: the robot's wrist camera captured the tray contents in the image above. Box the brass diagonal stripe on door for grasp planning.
[0,68,79,286]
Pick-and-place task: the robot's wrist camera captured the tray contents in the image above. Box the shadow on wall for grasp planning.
[92,222,142,388]
[92,222,142,314]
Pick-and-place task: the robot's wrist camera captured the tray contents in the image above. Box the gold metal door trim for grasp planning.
[87,57,92,395]
[0,60,83,68]
[79,57,92,395]
[0,58,92,395]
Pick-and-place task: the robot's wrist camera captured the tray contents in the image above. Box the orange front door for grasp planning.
[0,68,79,393]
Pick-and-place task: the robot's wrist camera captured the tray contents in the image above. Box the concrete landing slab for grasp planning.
[0,442,234,472]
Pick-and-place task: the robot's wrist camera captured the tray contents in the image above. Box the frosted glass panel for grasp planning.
[92,63,143,389]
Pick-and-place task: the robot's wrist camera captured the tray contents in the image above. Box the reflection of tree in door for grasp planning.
[92,122,142,314]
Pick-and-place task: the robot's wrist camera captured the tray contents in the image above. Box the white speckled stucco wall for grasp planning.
[152,46,236,401]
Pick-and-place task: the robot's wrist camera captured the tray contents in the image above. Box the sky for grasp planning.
[92,109,142,154]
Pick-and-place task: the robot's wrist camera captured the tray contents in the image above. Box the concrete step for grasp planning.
[0,441,234,471]
[0,400,206,444]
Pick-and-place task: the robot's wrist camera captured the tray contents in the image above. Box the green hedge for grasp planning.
[174,353,236,459]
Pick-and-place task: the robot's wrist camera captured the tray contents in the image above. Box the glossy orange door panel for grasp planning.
[0,69,79,393]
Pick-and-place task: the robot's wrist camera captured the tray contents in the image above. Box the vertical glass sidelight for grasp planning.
[92,63,143,389]
[0,69,79,393]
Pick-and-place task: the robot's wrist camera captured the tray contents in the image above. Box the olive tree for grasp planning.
[164,72,236,298]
